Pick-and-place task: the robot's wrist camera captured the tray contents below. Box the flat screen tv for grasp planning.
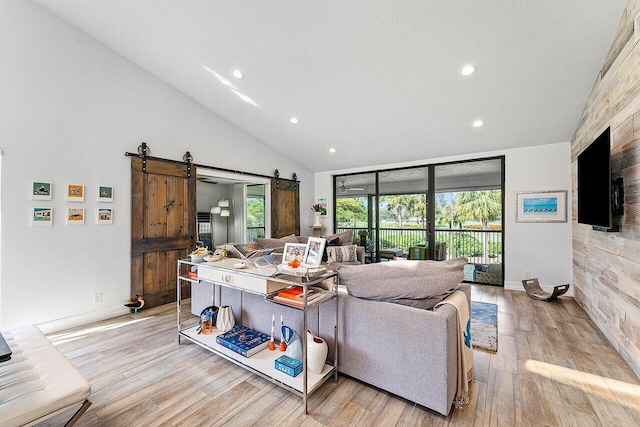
[577,127,615,230]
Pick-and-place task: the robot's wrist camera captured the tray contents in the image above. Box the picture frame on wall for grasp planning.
[282,243,309,264]
[304,237,326,267]
[66,208,85,225]
[98,186,113,202]
[515,190,567,223]
[97,207,113,224]
[32,181,52,200]
[316,197,328,216]
[32,207,52,226]
[66,184,84,202]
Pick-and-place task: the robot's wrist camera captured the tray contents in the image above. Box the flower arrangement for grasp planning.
[311,204,323,212]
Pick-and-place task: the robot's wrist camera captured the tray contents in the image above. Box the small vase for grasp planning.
[313,211,322,227]
[216,305,235,333]
[306,329,328,374]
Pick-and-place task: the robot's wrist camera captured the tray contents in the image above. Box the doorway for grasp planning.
[195,168,271,248]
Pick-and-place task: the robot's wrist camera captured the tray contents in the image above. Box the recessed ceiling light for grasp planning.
[290,117,299,124]
[461,64,477,76]
[329,148,336,153]
[472,120,484,128]
[231,69,244,79]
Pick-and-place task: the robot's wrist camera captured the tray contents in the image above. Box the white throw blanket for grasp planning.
[434,290,474,408]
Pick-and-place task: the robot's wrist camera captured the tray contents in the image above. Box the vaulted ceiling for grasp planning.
[35,1,627,172]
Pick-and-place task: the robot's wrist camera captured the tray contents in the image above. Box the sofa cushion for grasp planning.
[326,245,358,264]
[321,237,342,262]
[323,229,353,246]
[254,234,299,249]
[338,257,467,310]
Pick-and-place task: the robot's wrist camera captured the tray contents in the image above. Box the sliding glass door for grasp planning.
[434,158,504,285]
[334,156,504,285]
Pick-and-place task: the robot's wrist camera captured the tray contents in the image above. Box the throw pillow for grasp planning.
[338,257,467,310]
[322,237,341,262]
[322,229,353,246]
[255,234,299,250]
[326,245,358,264]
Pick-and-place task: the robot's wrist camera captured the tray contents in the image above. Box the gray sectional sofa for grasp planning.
[191,257,468,416]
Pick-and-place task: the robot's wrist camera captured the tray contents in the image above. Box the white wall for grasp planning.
[315,142,573,294]
[0,0,313,331]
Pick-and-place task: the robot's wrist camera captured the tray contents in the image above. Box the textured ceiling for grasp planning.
[34,1,627,172]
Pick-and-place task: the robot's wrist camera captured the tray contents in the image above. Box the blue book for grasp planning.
[215,325,270,357]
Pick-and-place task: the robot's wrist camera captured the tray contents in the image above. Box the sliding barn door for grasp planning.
[131,158,196,309]
[271,177,300,237]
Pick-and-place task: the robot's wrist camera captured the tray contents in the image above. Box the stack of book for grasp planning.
[215,325,270,358]
[273,286,322,307]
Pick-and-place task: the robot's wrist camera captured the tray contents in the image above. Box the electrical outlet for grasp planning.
[93,293,102,304]
[524,270,531,279]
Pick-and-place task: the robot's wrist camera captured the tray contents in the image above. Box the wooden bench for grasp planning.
[0,325,91,426]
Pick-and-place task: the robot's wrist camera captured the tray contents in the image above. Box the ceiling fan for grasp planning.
[338,181,365,193]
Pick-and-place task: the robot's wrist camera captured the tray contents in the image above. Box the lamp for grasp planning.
[211,199,231,242]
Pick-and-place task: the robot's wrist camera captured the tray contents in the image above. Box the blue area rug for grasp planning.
[471,301,498,353]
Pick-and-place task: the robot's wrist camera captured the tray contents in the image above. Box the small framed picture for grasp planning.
[32,207,52,226]
[66,184,84,202]
[32,182,52,200]
[97,207,113,224]
[282,243,309,264]
[515,190,568,223]
[98,186,113,202]
[304,237,326,267]
[66,208,85,225]
[316,197,328,216]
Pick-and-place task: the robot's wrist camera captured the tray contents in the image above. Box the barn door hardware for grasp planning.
[137,142,150,173]
[183,151,193,178]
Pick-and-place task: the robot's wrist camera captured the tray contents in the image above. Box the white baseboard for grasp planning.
[504,280,574,297]
[504,281,525,292]
[36,306,130,334]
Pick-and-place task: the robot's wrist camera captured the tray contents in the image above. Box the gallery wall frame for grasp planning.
[515,190,567,223]
[97,207,113,224]
[66,184,84,202]
[32,207,52,226]
[32,182,52,200]
[66,208,85,225]
[98,186,113,202]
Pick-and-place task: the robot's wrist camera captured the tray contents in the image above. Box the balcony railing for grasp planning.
[336,226,502,265]
[247,226,266,243]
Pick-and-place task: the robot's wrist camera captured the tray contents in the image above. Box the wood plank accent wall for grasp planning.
[572,0,640,378]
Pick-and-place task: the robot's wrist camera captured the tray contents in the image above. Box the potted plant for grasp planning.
[358,229,368,247]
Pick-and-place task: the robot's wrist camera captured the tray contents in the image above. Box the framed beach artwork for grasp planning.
[98,186,113,202]
[515,190,567,223]
[32,181,52,200]
[282,243,309,264]
[66,184,84,202]
[97,207,113,224]
[66,208,85,225]
[32,207,53,226]
[304,237,326,267]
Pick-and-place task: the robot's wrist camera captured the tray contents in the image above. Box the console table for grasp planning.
[177,258,338,414]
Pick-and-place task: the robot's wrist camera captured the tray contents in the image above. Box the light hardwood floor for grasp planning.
[38,285,640,427]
